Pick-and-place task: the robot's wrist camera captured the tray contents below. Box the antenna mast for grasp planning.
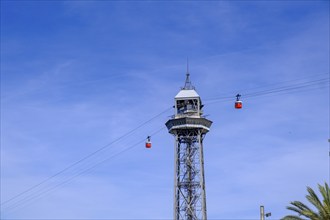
[183,59,194,90]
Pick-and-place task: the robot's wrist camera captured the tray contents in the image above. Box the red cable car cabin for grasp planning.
[235,100,242,109]
[235,94,242,109]
[146,136,152,148]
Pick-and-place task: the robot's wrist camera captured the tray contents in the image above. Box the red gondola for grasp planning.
[235,94,242,109]
[146,136,152,148]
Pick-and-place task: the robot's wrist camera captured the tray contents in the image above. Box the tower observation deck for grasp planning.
[166,73,212,220]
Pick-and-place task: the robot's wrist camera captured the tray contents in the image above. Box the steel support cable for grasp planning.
[3,126,166,215]
[241,73,328,94]
[204,78,329,105]
[242,81,328,101]
[205,83,328,106]
[244,78,329,98]
[204,73,328,102]
[2,74,329,211]
[243,83,329,101]
[1,107,171,207]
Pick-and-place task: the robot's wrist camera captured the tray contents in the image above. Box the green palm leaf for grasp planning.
[282,215,305,220]
[282,182,330,220]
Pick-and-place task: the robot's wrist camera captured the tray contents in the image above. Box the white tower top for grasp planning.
[174,73,203,119]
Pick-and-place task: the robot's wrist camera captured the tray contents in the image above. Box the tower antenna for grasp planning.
[183,58,194,90]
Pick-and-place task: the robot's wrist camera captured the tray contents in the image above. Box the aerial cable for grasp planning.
[3,126,166,214]
[204,77,328,105]
[246,83,329,101]
[204,74,328,103]
[243,79,328,99]
[244,78,328,98]
[1,108,171,207]
[243,72,328,93]
[2,72,329,212]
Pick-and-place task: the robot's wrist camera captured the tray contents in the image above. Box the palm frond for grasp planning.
[306,186,324,216]
[282,182,330,220]
[286,201,319,219]
[281,215,305,220]
[318,182,330,218]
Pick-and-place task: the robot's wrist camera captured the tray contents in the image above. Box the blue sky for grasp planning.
[1,1,329,219]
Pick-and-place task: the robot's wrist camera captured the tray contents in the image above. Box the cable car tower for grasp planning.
[166,72,212,220]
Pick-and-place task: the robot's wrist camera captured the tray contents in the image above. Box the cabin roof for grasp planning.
[175,89,200,99]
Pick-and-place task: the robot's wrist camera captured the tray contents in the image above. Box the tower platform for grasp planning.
[166,117,212,134]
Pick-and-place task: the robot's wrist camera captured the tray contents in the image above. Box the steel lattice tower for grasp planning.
[166,73,212,220]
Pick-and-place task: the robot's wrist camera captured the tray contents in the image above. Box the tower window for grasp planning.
[176,99,199,114]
